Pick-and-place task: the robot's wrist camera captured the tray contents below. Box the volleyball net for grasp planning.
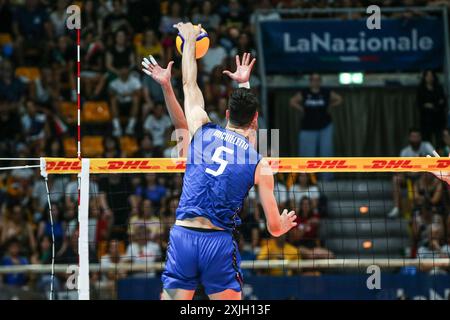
[0,157,449,300]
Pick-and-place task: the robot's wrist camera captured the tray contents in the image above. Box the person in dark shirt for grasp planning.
[0,59,26,108]
[1,238,29,287]
[416,70,447,147]
[12,0,53,65]
[290,73,343,180]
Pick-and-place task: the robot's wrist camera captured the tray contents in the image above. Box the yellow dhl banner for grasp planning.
[43,157,450,174]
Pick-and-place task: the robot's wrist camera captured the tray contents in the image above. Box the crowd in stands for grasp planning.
[0,0,450,296]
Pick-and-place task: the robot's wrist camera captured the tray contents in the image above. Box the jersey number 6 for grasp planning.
[205,146,234,177]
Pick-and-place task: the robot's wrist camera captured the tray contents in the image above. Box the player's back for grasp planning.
[176,122,262,231]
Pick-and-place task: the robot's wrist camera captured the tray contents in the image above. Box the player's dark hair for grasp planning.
[228,88,258,128]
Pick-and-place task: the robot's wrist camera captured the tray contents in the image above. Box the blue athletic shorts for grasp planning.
[162,225,243,295]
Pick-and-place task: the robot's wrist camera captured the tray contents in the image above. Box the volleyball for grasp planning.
[175,26,210,59]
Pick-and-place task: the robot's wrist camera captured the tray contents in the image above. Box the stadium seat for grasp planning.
[58,101,78,124]
[63,137,77,157]
[82,101,111,123]
[15,67,41,82]
[120,136,138,157]
[0,33,12,46]
[82,136,104,157]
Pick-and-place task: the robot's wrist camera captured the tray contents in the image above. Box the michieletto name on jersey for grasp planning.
[176,123,263,231]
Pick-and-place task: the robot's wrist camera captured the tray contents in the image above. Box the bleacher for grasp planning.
[320,179,410,259]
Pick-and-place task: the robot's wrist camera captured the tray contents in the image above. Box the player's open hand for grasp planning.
[279,209,297,235]
[427,150,450,185]
[173,22,201,41]
[141,55,174,87]
[223,53,256,84]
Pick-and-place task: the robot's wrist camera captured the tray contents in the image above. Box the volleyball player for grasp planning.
[144,22,297,300]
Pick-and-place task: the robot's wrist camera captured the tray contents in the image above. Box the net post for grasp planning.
[78,158,90,300]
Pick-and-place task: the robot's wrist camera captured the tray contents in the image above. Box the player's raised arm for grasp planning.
[255,159,297,237]
[173,22,210,136]
[142,55,189,157]
[223,53,256,87]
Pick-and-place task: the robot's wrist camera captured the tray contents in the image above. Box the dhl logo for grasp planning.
[305,160,350,169]
[46,160,81,171]
[44,158,450,174]
[106,160,185,170]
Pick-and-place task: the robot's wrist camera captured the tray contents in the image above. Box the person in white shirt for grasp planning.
[124,225,161,277]
[109,67,142,136]
[388,128,435,218]
[416,223,448,274]
[201,30,227,74]
[143,103,172,151]
[289,173,320,210]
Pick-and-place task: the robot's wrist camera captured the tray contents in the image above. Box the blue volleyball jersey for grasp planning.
[176,122,262,231]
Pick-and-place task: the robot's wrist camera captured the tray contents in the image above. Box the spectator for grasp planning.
[136,29,164,65]
[201,30,227,75]
[12,0,53,65]
[134,173,167,211]
[416,223,448,274]
[109,66,141,136]
[159,1,185,35]
[139,30,165,109]
[412,202,443,251]
[288,197,333,260]
[416,70,447,146]
[0,60,26,112]
[81,0,101,34]
[204,65,232,106]
[0,203,36,256]
[134,134,155,158]
[31,174,68,219]
[230,32,256,59]
[1,238,29,287]
[249,0,280,31]
[49,0,68,38]
[124,224,161,276]
[31,235,52,264]
[413,173,444,210]
[388,128,435,218]
[288,173,320,210]
[143,103,172,153]
[31,66,59,109]
[58,229,98,265]
[103,136,123,158]
[192,0,221,30]
[257,235,300,276]
[51,35,77,101]
[129,198,161,242]
[289,73,343,180]
[37,203,65,251]
[80,29,105,99]
[102,0,132,35]
[21,100,48,144]
[221,0,248,31]
[100,239,128,280]
[105,29,135,79]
